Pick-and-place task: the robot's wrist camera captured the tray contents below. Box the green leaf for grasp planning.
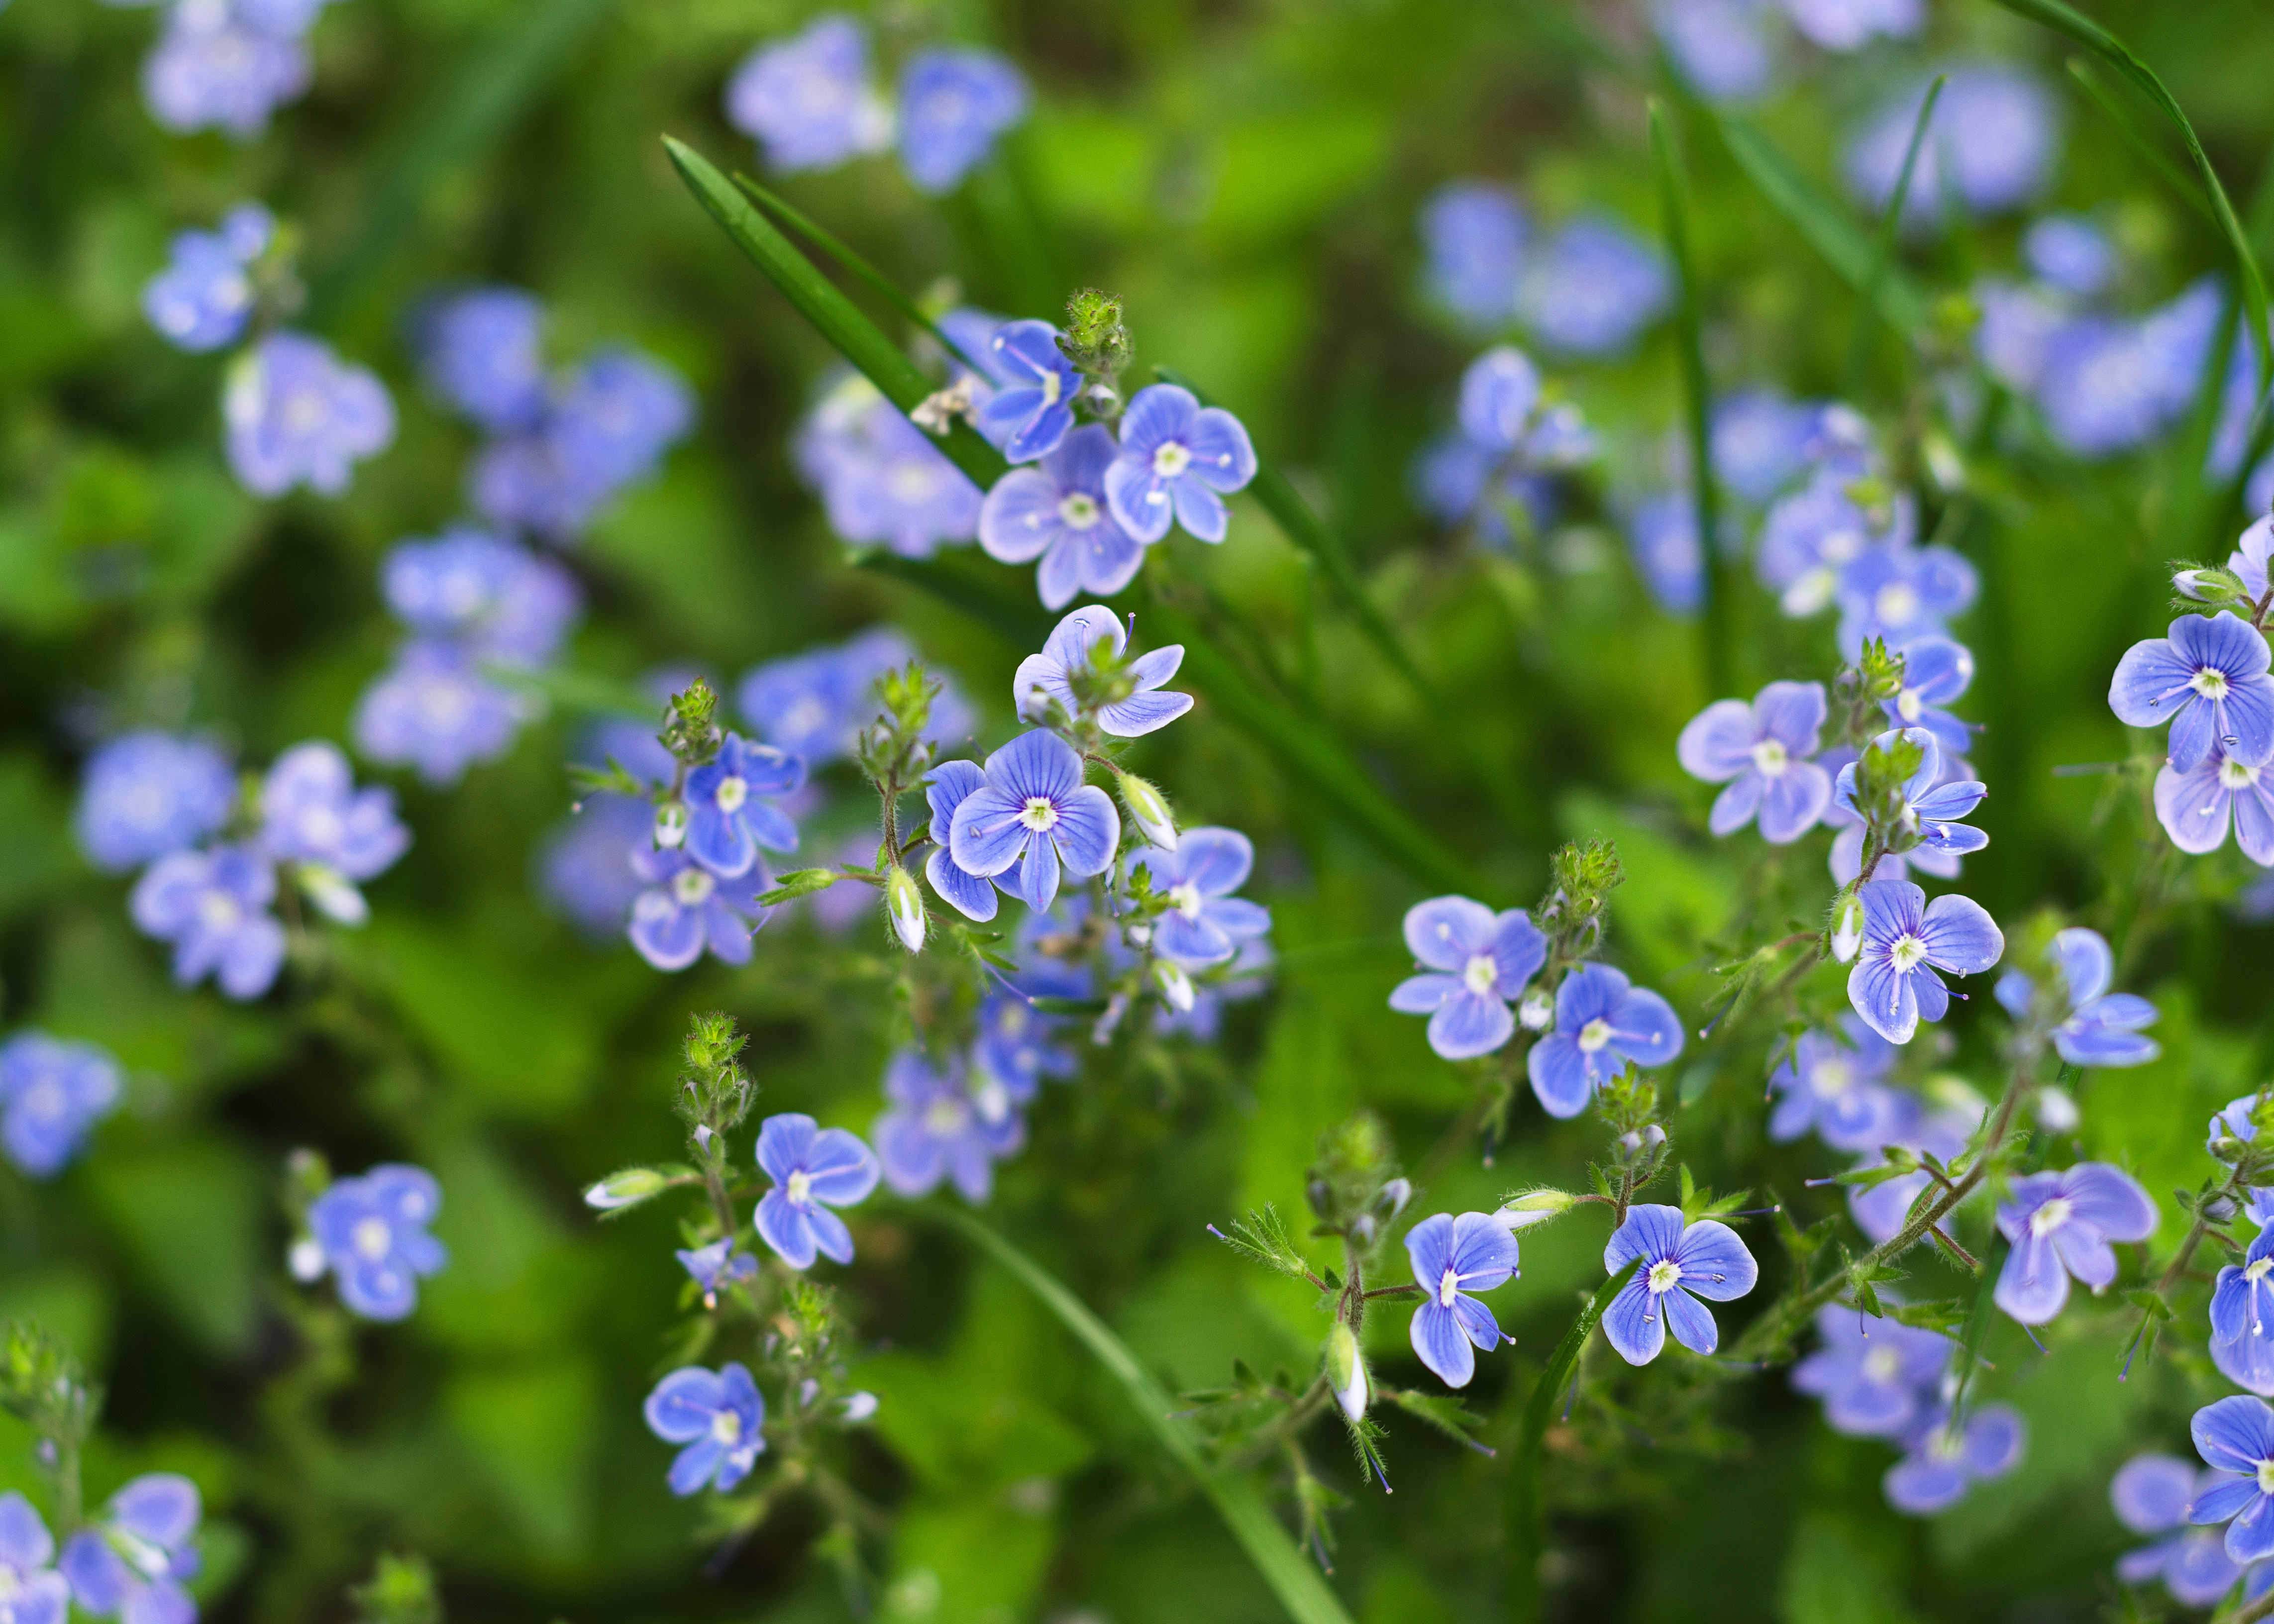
[1990,0,2270,395]
[1210,1205,1315,1282]
[934,1208,1355,1624]
[1842,74,1946,393]
[2064,57,2219,229]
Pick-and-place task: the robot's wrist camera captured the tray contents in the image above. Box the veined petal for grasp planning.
[1390,972,1458,1014]
[2155,760,2237,854]
[1918,893,2003,974]
[1429,991,1515,1060]
[1041,604,1127,672]
[1049,785,1121,877]
[1601,1277,1664,1365]
[2109,636,2193,727]
[1709,773,1765,836]
[1169,478,1229,542]
[2060,1162,2157,1242]
[1409,1299,1475,1387]
[1672,1219,1757,1300]
[1099,691,1194,737]
[926,846,1000,921]
[1403,895,1498,971]
[1661,1286,1720,1355]
[1993,1231,2071,1325]
[1525,1032,1593,1116]
[1184,406,1258,492]
[1759,763,1833,843]
[950,786,1036,877]
[1753,680,1828,753]
[977,467,1066,563]
[1676,700,1758,782]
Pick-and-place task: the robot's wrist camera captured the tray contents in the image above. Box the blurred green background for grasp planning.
[5,0,2274,1619]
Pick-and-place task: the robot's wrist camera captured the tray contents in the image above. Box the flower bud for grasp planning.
[2033,1085,2080,1133]
[1325,1321,1368,1422]
[1518,988,1554,1030]
[2174,569,2211,602]
[1378,1177,1414,1220]
[585,1167,669,1210]
[1497,1189,1576,1231]
[885,865,926,953]
[1115,768,1178,850]
[653,801,688,849]
[295,862,369,926]
[841,1391,880,1422]
[2215,1134,2252,1165]
[1152,959,1195,1013]
[2205,1194,2242,1225]
[287,1236,325,1283]
[1830,894,1864,963]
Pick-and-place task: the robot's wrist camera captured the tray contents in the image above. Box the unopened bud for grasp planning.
[1830,894,1864,963]
[2174,569,2211,602]
[2034,1085,2080,1133]
[287,1237,325,1283]
[841,1391,880,1422]
[1378,1177,1413,1220]
[1518,988,1554,1030]
[2215,1134,2251,1165]
[1498,1189,1576,1231]
[654,801,688,849]
[885,866,926,953]
[585,1167,668,1210]
[2205,1194,2241,1225]
[295,862,369,925]
[1115,769,1177,850]
[1325,1321,1368,1422]
[1152,959,1195,1013]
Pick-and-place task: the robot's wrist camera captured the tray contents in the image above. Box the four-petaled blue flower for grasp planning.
[129,844,288,1001]
[2112,612,2274,773]
[1516,215,1670,357]
[948,729,1121,913]
[0,1032,122,1180]
[75,731,236,874]
[2190,1395,2274,1563]
[415,286,548,432]
[143,203,271,352]
[723,14,891,174]
[685,734,806,877]
[1993,926,2160,1067]
[224,330,396,499]
[644,1363,766,1496]
[2154,747,2274,865]
[1766,1017,1904,1151]
[1883,636,1976,757]
[1833,727,1989,864]
[1991,1161,2156,1325]
[1127,828,1271,970]
[675,1239,758,1302]
[897,48,1028,194]
[873,1048,1024,1204]
[259,741,411,922]
[979,425,1147,609]
[1601,1204,1757,1365]
[1883,1403,2027,1515]
[1677,681,1835,842]
[1403,1211,1520,1388]
[378,527,582,668]
[626,847,774,972]
[1389,896,1547,1061]
[1527,964,1684,1118]
[1102,385,1258,545]
[0,1490,69,1624]
[976,320,1080,463]
[1790,1304,1950,1437]
[352,641,523,788]
[60,1474,201,1624]
[2111,1453,2253,1607]
[1015,606,1192,738]
[307,1163,449,1321]
[1844,877,2004,1044]
[753,1113,880,1271]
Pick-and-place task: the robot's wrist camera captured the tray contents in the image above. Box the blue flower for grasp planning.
[0,1033,120,1181]
[974,320,1080,463]
[2212,1094,2268,1155]
[1404,1211,1520,1388]
[1623,492,1702,615]
[1757,467,1913,616]
[1974,279,2067,394]
[1994,926,2160,1067]
[1678,681,1835,843]
[972,994,1077,1102]
[1992,1162,2156,1325]
[2212,1223,2274,1396]
[1102,385,1258,545]
[259,741,410,906]
[142,0,311,139]
[626,848,774,972]
[2153,748,2274,866]
[1883,1404,2026,1515]
[470,348,694,541]
[980,423,1147,609]
[1127,828,1270,971]
[142,203,271,351]
[1418,182,1527,328]
[644,1363,765,1495]
[414,287,548,433]
[922,759,1007,922]
[1515,215,1669,357]
[380,527,583,668]
[1845,67,2056,226]
[60,1474,200,1624]
[1527,964,1684,1118]
[1601,1205,1757,1365]
[795,378,982,556]
[1651,0,1775,103]
[1881,636,1974,757]
[753,1113,879,1270]
[1834,545,1978,657]
[675,1239,758,1302]
[352,641,523,787]
[1848,1102,1973,1243]
[2189,1396,2274,1562]
[873,1048,1024,1203]
[1845,877,2003,1044]
[1832,727,1988,862]
[1410,432,1558,548]
[1766,1018,1905,1151]
[897,48,1027,194]
[1781,0,1922,50]
[1457,346,1542,452]
[1389,896,1547,1061]
[129,844,286,1001]
[0,1491,69,1624]
[724,14,891,173]
[739,627,972,765]
[75,731,236,874]
[224,331,395,498]
[684,734,805,877]
[2037,278,2218,458]
[307,1164,448,1320]
[2111,1453,2252,1606]
[2113,612,2274,773]
[1711,388,1822,506]
[2023,213,2115,299]
[1790,1304,1949,1437]
[948,730,1121,912]
[1014,605,1192,738]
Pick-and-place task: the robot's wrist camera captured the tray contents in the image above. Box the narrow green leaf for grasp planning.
[1710,116,1929,336]
[1507,1259,1639,1624]
[1991,0,2270,395]
[1841,74,1946,393]
[2065,58,2218,229]
[1944,1236,2006,1419]
[936,1208,1356,1624]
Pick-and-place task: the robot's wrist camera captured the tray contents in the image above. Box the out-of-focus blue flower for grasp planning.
[1883,1404,2025,1514]
[1419,182,1527,327]
[738,626,972,765]
[2154,749,2274,866]
[1790,1303,1948,1436]
[674,1239,758,1301]
[1389,896,1547,1061]
[975,320,1078,463]
[795,377,982,556]
[1780,0,1922,50]
[1766,1017,1904,1151]
[1848,1098,1973,1242]
[684,734,805,877]
[1104,384,1258,545]
[644,1364,765,1495]
[1833,727,1988,865]
[1127,828,1270,970]
[0,1491,69,1624]
[142,203,271,352]
[1652,0,1775,103]
[1712,389,1823,506]
[306,1164,448,1321]
[224,330,395,498]
[1883,636,1974,757]
[1516,216,1670,357]
[536,793,652,941]
[724,14,891,174]
[2024,214,2115,298]
[1991,1162,2156,1325]
[75,731,236,874]
[1757,470,1914,616]
[2037,279,2222,458]
[1835,545,1978,656]
[980,423,1147,608]
[1678,681,1834,842]
[1846,67,2057,226]
[380,527,582,668]
[1601,1204,1757,1365]
[972,994,1077,1101]
[1528,964,1683,1118]
[2111,1453,2252,1606]
[947,729,1121,912]
[1458,347,1542,451]
[1974,279,2067,395]
[415,287,548,433]
[0,1033,121,1179]
[753,1113,879,1270]
[129,843,285,1000]
[1014,605,1192,738]
[873,1047,1023,1203]
[1993,926,2160,1067]
[60,1474,200,1624]
[1845,877,2003,1044]
[259,742,409,922]
[626,847,773,972]
[898,48,1027,195]
[1404,1211,1519,1388]
[353,641,524,787]
[1624,491,1703,615]
[2114,611,2274,772]
[142,0,311,139]
[471,348,694,542]
[2188,1396,2274,1562]
[1411,432,1558,548]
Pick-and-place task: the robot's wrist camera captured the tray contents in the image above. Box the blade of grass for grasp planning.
[2065,57,2218,229]
[1840,74,1946,395]
[1991,0,2270,396]
[936,1208,1356,1624]
[1647,100,1732,698]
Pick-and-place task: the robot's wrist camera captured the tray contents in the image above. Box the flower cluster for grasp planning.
[1412,343,1595,553]
[0,1032,123,1181]
[1417,184,1670,355]
[1652,0,1923,104]
[138,0,340,138]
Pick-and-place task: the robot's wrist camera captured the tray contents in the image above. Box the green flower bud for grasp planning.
[1497,1189,1577,1231]
[885,865,926,953]
[1114,768,1177,850]
[585,1167,668,1211]
[1325,1321,1368,1422]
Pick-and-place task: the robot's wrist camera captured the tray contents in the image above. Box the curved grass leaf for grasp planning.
[1842,74,1945,394]
[936,1208,1356,1624]
[2065,58,2218,229]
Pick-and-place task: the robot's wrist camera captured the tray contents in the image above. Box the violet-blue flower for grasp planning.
[380,527,582,669]
[306,1163,448,1320]
[1651,0,1775,104]
[873,1048,1024,1204]
[1404,1211,1520,1388]
[1457,346,1542,451]
[470,348,694,542]
[1789,1304,1948,1436]
[1712,388,1822,507]
[972,994,1077,1102]
[259,740,410,893]
[1826,746,1973,888]
[683,734,805,877]
[2113,611,2274,772]
[1845,67,2056,226]
[1677,680,1834,842]
[1757,468,1914,615]
[1127,828,1271,970]
[2189,1396,2274,1562]
[753,1113,879,1271]
[974,320,1080,463]
[675,1239,758,1302]
[1991,1162,2156,1324]
[979,423,1147,608]
[1527,964,1683,1118]
[795,379,982,556]
[626,848,774,972]
[1515,215,1669,357]
[2212,1223,2274,1397]
[1411,431,1556,548]
[0,1032,122,1180]
[2111,1453,2251,1606]
[59,1474,200,1624]
[142,0,311,139]
[1102,385,1258,545]
[129,844,286,1001]
[921,760,1007,923]
[947,729,1120,912]
[0,1491,69,1624]
[1767,1017,1905,1151]
[1844,877,2003,1044]
[1601,1204,1757,1365]
[1624,492,1702,616]
[2037,281,2222,458]
[1882,636,1975,757]
[724,14,891,173]
[1780,0,1921,50]
[1848,1099,1973,1243]
[644,1363,765,1495]
[1419,182,1527,328]
[224,331,395,498]
[1835,546,1978,657]
[2154,748,2274,865]
[1832,727,1989,864]
[2024,213,2115,299]
[1389,896,1547,1061]
[1014,605,1192,737]
[1993,926,2160,1067]
[415,286,548,432]
[352,641,523,787]
[142,203,271,352]
[897,48,1027,195]
[738,626,971,765]
[75,731,235,873]
[1883,1404,2026,1515]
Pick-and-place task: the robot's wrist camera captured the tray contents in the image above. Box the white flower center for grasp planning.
[1152,441,1192,479]
[715,776,748,812]
[21,1080,65,1123]
[198,891,241,932]
[1463,954,1498,996]
[924,1096,969,1135]
[1751,738,1789,777]
[974,1077,1011,1124]
[786,1170,813,1206]
[352,1217,392,1259]
[2194,667,2232,699]
[888,461,939,503]
[1875,582,1920,626]
[673,867,716,907]
[2028,1196,2072,1238]
[1813,1057,1854,1097]
[1039,370,1061,406]
[1896,689,1923,722]
[1647,1259,1682,1294]
[1170,881,1204,920]
[1862,1346,1900,1383]
[1057,492,1100,529]
[1821,528,1864,565]
[1578,1017,1613,1053]
[1019,796,1059,832]
[2250,1257,2274,1283]
[1438,1266,1460,1308]
[712,1408,743,1444]
[2260,1458,2274,1496]
[1887,932,1928,974]
[2223,757,2259,790]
